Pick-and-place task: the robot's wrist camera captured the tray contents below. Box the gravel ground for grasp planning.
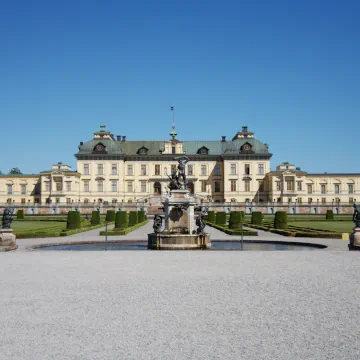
[0,221,357,359]
[1,250,359,360]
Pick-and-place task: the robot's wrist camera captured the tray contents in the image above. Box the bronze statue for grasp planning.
[167,172,181,191]
[2,207,15,229]
[196,214,206,235]
[353,204,360,227]
[153,215,163,234]
[174,156,189,189]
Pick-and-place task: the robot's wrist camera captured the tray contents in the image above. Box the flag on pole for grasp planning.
[170,106,174,111]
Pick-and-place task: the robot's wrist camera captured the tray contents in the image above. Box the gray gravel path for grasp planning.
[0,251,359,360]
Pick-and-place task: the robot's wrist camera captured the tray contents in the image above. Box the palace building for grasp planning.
[0,125,359,206]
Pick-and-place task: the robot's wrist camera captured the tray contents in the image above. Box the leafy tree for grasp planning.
[8,167,22,175]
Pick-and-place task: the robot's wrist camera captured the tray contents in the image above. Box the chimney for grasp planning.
[116,135,121,141]
[242,126,248,133]
[221,136,226,142]
[80,141,83,146]
[122,136,126,142]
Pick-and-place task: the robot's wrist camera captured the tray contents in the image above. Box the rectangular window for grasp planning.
[231,164,236,175]
[141,164,146,176]
[111,164,117,175]
[214,181,220,193]
[214,165,221,176]
[45,183,50,192]
[201,165,207,176]
[172,146,176,154]
[231,180,236,192]
[127,165,133,176]
[21,198,26,204]
[112,199,117,204]
[111,180,117,192]
[322,198,326,204]
[244,180,250,192]
[276,182,281,191]
[297,181,302,191]
[97,181,103,192]
[127,181,133,192]
[84,181,89,192]
[349,197,354,204]
[321,184,326,194]
[308,198,313,204]
[84,164,89,175]
[21,184,26,194]
[334,184,340,194]
[286,181,294,191]
[244,164,250,175]
[188,165,193,176]
[141,181,146,192]
[297,197,302,204]
[7,184,13,194]
[155,164,160,176]
[348,184,354,194]
[335,197,340,203]
[258,164,264,175]
[56,182,62,191]
[201,181,207,192]
[171,164,176,174]
[56,198,60,204]
[97,164,103,175]
[66,198,71,204]
[307,184,313,194]
[84,199,89,204]
[66,182,71,192]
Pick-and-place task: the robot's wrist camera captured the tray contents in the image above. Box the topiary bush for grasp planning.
[91,211,101,225]
[105,210,116,222]
[274,211,288,230]
[16,209,24,220]
[67,211,81,229]
[326,210,334,220]
[115,211,128,229]
[251,211,263,225]
[137,210,146,223]
[128,211,138,227]
[207,211,216,223]
[216,211,227,226]
[229,211,243,229]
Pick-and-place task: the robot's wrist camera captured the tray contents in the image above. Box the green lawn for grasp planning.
[287,221,354,233]
[11,221,66,233]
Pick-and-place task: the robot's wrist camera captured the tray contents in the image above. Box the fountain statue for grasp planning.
[148,157,211,250]
[349,204,360,251]
[0,207,17,251]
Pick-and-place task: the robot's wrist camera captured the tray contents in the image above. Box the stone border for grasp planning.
[0,245,18,252]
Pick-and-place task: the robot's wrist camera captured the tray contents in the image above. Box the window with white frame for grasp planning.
[230,164,236,175]
[214,165,221,176]
[348,184,354,194]
[127,181,133,192]
[276,182,281,191]
[21,184,26,194]
[111,164,117,175]
[307,184,313,194]
[97,181,103,192]
[141,181,146,192]
[84,164,89,175]
[214,181,220,193]
[45,182,50,192]
[321,184,326,194]
[244,164,250,175]
[97,164,103,175]
[84,181,89,192]
[155,164,160,176]
[258,164,264,175]
[201,181,207,192]
[188,165,193,176]
[334,184,340,194]
[297,181,302,191]
[141,164,146,176]
[201,165,207,176]
[230,180,236,192]
[111,180,117,192]
[66,182,71,192]
[127,165,133,176]
[7,184,13,194]
[244,180,250,192]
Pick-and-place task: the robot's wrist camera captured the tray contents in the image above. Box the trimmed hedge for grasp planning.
[91,211,101,225]
[128,211,138,226]
[216,212,227,226]
[115,211,128,229]
[251,212,263,225]
[207,211,216,223]
[137,210,146,223]
[100,220,149,236]
[326,210,334,220]
[105,210,116,222]
[16,209,25,220]
[66,211,81,229]
[274,211,288,230]
[229,211,243,229]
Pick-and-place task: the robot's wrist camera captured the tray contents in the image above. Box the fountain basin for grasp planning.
[148,232,211,250]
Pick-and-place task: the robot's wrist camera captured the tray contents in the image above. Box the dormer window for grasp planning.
[198,146,209,155]
[137,146,149,155]
[240,142,252,153]
[93,143,106,154]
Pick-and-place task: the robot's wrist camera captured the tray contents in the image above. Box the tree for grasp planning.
[8,167,22,175]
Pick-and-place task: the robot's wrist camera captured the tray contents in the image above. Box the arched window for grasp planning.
[154,182,161,195]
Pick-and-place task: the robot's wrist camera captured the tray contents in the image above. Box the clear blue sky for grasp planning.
[1,0,359,174]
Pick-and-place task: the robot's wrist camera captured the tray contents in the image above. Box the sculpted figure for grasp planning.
[167,172,181,191]
[2,207,15,229]
[153,215,163,234]
[353,204,360,227]
[175,156,189,189]
[196,214,206,236]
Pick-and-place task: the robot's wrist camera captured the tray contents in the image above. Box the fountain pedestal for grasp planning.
[148,189,211,250]
[0,229,17,252]
[349,226,360,251]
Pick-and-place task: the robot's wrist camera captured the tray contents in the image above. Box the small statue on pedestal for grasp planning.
[2,207,15,229]
[153,215,163,234]
[349,204,360,250]
[353,204,360,227]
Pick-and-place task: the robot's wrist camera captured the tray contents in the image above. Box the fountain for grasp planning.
[148,156,211,250]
